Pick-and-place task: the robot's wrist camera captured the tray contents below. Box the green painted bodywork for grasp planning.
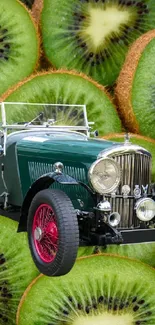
[14,132,119,210]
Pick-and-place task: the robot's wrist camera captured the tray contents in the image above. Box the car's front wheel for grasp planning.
[27,189,79,276]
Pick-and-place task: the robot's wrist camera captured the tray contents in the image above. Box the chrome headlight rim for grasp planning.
[136,198,155,222]
[88,157,121,194]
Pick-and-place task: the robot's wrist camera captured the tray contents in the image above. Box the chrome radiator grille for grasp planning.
[107,152,152,228]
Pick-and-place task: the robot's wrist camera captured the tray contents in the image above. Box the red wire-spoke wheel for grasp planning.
[27,189,79,276]
[32,204,58,263]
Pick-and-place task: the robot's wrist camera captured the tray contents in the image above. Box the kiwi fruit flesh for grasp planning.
[115,30,155,139]
[77,246,96,258]
[0,0,39,96]
[100,243,155,268]
[17,254,155,325]
[0,215,39,325]
[103,133,155,181]
[1,70,122,136]
[41,0,155,86]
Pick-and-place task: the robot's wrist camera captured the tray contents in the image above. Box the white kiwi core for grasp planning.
[85,6,132,50]
[73,312,133,325]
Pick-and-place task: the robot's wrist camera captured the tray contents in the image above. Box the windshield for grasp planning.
[0,102,89,134]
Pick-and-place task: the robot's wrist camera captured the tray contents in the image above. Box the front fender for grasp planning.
[18,172,79,232]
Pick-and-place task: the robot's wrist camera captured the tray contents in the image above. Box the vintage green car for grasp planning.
[0,102,155,276]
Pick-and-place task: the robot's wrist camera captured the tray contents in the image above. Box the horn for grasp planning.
[108,212,121,227]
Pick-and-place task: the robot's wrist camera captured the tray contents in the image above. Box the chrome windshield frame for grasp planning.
[0,102,91,155]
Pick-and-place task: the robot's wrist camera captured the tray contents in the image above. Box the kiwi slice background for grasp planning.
[0,215,39,325]
[100,243,155,268]
[41,0,155,86]
[1,70,122,136]
[78,243,155,268]
[102,133,155,181]
[0,0,39,96]
[17,254,155,325]
[115,30,155,139]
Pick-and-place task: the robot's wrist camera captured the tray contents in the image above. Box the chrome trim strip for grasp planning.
[98,144,151,159]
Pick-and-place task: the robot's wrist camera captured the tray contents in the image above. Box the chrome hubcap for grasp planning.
[34,227,42,241]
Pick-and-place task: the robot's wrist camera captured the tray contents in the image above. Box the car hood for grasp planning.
[16,132,122,164]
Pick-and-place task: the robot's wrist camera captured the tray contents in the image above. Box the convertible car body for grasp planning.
[0,102,154,276]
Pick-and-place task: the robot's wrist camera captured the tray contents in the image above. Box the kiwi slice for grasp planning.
[103,133,155,181]
[41,0,155,86]
[0,215,39,324]
[115,30,155,139]
[1,70,122,136]
[17,254,155,325]
[0,0,39,96]
[100,243,155,268]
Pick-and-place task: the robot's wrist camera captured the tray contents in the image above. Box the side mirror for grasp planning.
[90,130,99,137]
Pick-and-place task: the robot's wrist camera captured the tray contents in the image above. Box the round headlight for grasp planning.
[136,198,155,222]
[88,157,121,194]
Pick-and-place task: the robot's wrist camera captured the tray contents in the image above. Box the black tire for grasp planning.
[27,189,79,276]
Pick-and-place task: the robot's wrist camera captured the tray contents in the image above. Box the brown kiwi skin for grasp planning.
[31,0,43,24]
[16,273,42,324]
[16,253,155,325]
[102,133,155,145]
[115,30,155,134]
[31,0,55,70]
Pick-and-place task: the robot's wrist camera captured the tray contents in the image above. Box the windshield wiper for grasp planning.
[25,112,44,126]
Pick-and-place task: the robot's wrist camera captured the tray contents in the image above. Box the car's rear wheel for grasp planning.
[27,189,79,276]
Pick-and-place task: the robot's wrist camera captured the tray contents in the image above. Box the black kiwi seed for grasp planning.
[144,8,149,14]
[77,303,83,310]
[137,2,146,8]
[114,303,118,311]
[91,61,95,66]
[63,309,69,315]
[2,29,8,34]
[0,26,11,61]
[98,296,104,303]
[138,299,145,305]
[93,303,97,309]
[0,257,6,265]
[68,296,73,302]
[119,302,125,310]
[126,1,132,6]
[132,296,138,303]
[2,317,8,323]
[4,44,10,49]
[81,42,87,48]
[133,305,140,312]
[85,306,90,313]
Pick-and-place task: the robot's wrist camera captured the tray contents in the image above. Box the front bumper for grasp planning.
[80,228,155,246]
[120,228,155,245]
